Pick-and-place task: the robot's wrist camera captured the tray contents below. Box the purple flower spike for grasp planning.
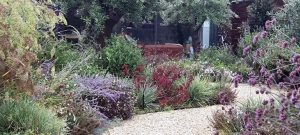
[260,87,266,94]
[262,100,268,105]
[260,66,266,76]
[278,82,284,89]
[279,112,287,121]
[270,98,275,103]
[243,45,252,55]
[271,18,276,24]
[248,77,257,86]
[263,109,269,115]
[243,114,249,122]
[245,122,253,131]
[253,34,259,44]
[218,91,225,98]
[265,20,271,29]
[234,74,243,88]
[291,37,296,43]
[261,31,267,38]
[281,41,288,48]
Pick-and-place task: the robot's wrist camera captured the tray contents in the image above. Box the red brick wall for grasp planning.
[229,0,284,45]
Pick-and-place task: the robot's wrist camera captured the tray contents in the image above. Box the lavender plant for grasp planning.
[73,74,135,120]
[213,17,300,134]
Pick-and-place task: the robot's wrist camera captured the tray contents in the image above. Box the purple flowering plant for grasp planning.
[212,16,300,134]
[72,74,135,120]
[230,19,300,134]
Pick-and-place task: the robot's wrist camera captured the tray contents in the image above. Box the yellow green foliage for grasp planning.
[0,0,66,94]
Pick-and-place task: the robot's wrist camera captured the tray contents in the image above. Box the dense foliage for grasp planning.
[275,0,300,44]
[0,0,65,93]
[100,35,144,77]
[159,0,236,52]
[53,0,163,49]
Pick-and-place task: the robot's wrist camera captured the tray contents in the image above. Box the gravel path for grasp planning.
[103,84,281,135]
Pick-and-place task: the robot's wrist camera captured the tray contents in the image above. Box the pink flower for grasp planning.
[281,41,288,48]
[69,91,74,95]
[263,109,269,115]
[265,20,271,29]
[248,77,257,86]
[243,114,249,122]
[260,66,266,75]
[60,91,66,96]
[260,87,266,94]
[58,83,65,88]
[261,31,267,38]
[245,122,253,131]
[271,18,276,24]
[253,34,259,44]
[68,99,73,102]
[262,100,268,105]
[255,49,261,57]
[270,98,274,103]
[214,131,219,135]
[233,74,243,88]
[279,112,287,121]
[49,90,55,94]
[243,45,252,55]
[291,37,296,43]
[278,82,284,89]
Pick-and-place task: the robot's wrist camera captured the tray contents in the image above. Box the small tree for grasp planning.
[247,0,275,32]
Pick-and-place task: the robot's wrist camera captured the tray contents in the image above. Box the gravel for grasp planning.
[103,84,281,135]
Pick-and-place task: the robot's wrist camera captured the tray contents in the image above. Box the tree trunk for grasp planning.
[96,19,119,51]
[95,7,123,51]
[190,22,204,54]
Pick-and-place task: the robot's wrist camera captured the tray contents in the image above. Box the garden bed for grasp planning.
[103,84,282,135]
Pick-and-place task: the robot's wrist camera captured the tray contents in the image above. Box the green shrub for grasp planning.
[187,76,216,106]
[276,0,300,45]
[100,34,144,76]
[197,46,239,71]
[0,98,66,134]
[37,40,82,71]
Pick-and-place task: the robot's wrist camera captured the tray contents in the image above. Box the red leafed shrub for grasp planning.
[152,63,193,106]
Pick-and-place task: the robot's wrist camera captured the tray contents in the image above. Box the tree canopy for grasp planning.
[53,0,236,50]
[160,0,236,30]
